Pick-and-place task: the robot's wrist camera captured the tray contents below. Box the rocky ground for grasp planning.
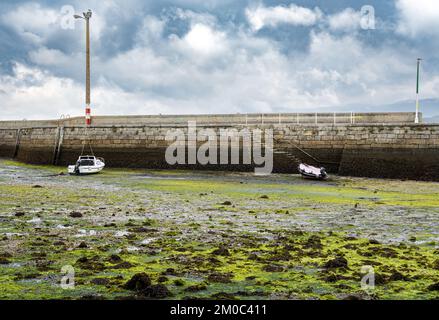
[0,159,438,300]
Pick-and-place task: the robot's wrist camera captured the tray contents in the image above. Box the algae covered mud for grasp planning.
[0,159,438,300]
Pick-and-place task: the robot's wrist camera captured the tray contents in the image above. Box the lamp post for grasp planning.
[415,58,422,124]
[74,10,92,126]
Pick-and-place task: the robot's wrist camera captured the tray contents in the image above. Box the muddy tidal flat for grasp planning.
[0,159,438,300]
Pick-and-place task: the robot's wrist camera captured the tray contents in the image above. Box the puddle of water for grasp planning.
[7,262,24,268]
[140,238,154,245]
[74,229,97,237]
[27,218,42,224]
[115,230,129,237]
[140,175,187,181]
[4,232,24,238]
[55,224,71,229]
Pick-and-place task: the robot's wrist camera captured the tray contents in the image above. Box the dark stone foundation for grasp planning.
[339,148,439,181]
[7,145,439,181]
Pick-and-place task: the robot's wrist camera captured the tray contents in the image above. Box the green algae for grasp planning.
[0,159,438,300]
[2,160,62,174]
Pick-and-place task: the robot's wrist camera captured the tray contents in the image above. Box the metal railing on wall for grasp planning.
[242,112,359,125]
[1,112,416,128]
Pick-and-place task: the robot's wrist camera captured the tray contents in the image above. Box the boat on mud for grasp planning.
[68,155,105,175]
[298,163,328,180]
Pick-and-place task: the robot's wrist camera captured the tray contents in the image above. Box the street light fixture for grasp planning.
[74,9,92,126]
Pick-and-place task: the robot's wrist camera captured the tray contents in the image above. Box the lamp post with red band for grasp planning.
[74,10,92,126]
[85,106,91,125]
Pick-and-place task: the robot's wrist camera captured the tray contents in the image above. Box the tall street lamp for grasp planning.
[74,10,92,126]
[415,58,422,124]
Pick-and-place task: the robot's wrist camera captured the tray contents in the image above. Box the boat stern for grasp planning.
[68,165,76,175]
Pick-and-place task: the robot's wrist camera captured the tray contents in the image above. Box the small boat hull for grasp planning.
[298,164,328,180]
[68,165,104,175]
[68,156,105,175]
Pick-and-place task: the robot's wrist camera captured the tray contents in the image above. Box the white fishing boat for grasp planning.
[68,155,105,175]
[298,163,328,180]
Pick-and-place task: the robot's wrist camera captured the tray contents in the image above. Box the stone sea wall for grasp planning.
[1,117,438,180]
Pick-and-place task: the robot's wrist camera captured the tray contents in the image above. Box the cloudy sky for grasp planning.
[0,0,438,120]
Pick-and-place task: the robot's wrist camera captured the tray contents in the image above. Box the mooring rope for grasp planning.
[80,125,94,156]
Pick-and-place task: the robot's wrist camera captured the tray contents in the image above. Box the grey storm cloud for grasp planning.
[0,0,439,120]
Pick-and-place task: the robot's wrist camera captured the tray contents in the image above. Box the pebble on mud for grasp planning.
[123,273,171,298]
[107,254,122,263]
[69,211,83,218]
[389,271,410,282]
[304,235,323,250]
[211,246,230,256]
[129,227,157,233]
[91,278,111,286]
[427,282,439,291]
[207,272,234,283]
[14,212,25,217]
[262,264,284,272]
[323,256,348,269]
[174,279,185,286]
[184,284,207,292]
[161,268,178,276]
[123,273,152,291]
[75,256,105,271]
[210,292,237,300]
[143,284,172,298]
[109,262,135,269]
[221,201,232,206]
[78,242,88,248]
[0,257,11,265]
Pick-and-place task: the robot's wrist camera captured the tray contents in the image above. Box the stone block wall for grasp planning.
[0,112,420,129]
[0,120,438,180]
[0,129,18,158]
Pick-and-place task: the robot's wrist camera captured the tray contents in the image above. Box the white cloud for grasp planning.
[302,31,425,105]
[135,15,166,44]
[4,27,428,120]
[327,8,362,32]
[246,3,322,31]
[0,63,178,120]
[29,48,73,66]
[181,23,227,55]
[0,3,59,44]
[0,2,106,45]
[170,8,218,26]
[0,63,83,120]
[396,0,439,37]
[2,4,439,120]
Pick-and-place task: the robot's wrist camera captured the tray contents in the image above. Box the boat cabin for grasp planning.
[77,156,98,166]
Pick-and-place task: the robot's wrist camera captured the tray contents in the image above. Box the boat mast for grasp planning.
[415,58,422,124]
